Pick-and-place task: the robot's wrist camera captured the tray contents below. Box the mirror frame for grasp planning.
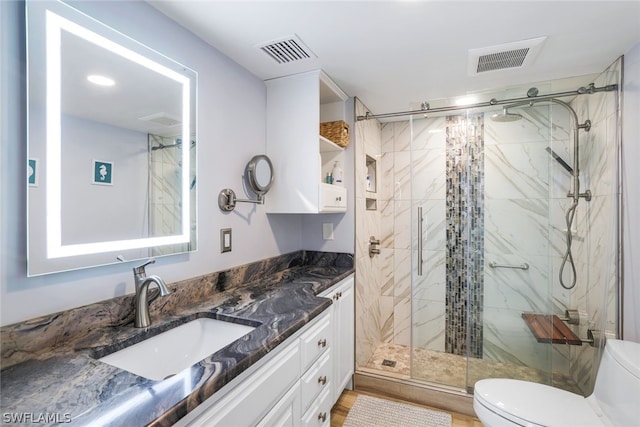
[245,155,274,196]
[27,0,197,275]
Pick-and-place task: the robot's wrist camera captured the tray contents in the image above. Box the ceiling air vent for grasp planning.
[138,112,181,127]
[468,36,547,75]
[258,35,316,64]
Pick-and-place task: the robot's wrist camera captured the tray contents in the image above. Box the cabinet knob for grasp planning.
[336,196,342,202]
[317,338,327,348]
[318,412,327,422]
[318,375,327,385]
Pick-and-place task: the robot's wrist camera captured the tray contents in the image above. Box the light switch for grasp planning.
[323,223,334,240]
[221,228,232,252]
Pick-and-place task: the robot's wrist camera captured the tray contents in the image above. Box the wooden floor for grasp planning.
[330,390,482,427]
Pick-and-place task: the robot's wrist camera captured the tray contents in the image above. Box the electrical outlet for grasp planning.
[221,228,232,252]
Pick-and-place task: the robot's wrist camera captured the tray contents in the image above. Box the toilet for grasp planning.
[473,339,640,426]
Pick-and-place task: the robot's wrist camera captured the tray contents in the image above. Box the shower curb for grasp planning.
[353,371,476,418]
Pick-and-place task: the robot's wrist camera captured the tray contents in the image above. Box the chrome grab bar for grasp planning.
[417,206,423,276]
[489,261,529,271]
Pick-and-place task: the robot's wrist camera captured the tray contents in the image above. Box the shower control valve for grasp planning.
[369,236,381,258]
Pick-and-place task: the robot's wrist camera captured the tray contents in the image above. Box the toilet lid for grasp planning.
[474,379,606,427]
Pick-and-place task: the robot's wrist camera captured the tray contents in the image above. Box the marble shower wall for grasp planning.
[354,98,388,367]
[569,58,621,394]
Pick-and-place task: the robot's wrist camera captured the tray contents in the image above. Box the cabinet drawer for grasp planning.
[256,382,300,427]
[300,312,332,371]
[187,342,300,427]
[300,351,332,413]
[319,183,347,212]
[301,386,332,427]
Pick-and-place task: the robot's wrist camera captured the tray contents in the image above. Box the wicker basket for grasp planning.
[320,120,350,148]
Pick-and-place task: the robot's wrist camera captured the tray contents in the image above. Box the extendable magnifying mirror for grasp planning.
[219,155,274,212]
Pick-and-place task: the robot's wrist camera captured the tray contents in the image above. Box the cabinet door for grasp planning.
[266,72,321,213]
[334,276,355,397]
[319,274,355,405]
[265,70,348,214]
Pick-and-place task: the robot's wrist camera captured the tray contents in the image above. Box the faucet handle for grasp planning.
[133,258,156,276]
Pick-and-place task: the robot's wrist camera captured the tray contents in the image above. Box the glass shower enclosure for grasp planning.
[408,70,620,395]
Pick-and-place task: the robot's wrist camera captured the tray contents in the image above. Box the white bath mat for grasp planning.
[343,394,452,427]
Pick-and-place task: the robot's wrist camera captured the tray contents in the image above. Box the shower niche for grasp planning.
[365,155,377,210]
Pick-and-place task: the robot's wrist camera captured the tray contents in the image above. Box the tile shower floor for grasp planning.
[361,342,582,394]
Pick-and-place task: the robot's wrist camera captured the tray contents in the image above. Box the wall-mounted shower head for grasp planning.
[490,107,522,122]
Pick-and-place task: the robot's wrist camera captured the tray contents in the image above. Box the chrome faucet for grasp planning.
[132,258,170,328]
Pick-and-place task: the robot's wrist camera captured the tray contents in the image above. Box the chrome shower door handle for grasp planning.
[417,206,423,276]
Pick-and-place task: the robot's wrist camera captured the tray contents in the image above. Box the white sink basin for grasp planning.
[99,318,255,381]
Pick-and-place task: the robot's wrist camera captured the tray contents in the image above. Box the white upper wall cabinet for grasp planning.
[265,70,348,214]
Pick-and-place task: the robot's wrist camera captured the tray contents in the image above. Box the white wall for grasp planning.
[60,115,149,244]
[0,1,310,326]
[623,42,640,342]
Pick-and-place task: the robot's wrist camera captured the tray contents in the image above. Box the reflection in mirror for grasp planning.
[27,0,197,275]
[149,135,197,257]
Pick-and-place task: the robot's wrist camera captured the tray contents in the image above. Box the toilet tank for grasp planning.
[590,339,640,426]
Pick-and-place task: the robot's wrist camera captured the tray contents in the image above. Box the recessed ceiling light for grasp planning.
[87,74,115,86]
[454,96,478,106]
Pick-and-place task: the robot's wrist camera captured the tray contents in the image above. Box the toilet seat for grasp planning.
[474,379,607,427]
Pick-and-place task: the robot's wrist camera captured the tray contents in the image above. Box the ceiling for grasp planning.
[149,1,640,116]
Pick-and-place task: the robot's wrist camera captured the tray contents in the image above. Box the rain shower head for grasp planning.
[490,107,522,122]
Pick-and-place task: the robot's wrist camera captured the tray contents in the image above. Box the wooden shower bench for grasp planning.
[522,313,583,345]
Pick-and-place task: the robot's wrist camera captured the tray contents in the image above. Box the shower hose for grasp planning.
[560,200,579,290]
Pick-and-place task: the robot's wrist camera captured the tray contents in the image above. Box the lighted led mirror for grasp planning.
[27,0,197,275]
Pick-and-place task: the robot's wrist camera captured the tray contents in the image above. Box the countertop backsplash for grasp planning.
[1,250,353,368]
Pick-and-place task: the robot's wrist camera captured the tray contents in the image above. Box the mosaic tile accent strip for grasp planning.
[445,114,485,358]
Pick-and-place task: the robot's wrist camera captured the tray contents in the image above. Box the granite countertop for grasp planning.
[0,251,354,426]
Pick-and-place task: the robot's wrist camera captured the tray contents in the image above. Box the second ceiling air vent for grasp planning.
[258,34,316,64]
[468,36,547,75]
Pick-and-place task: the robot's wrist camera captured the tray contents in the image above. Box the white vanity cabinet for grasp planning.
[175,274,355,427]
[265,70,349,214]
[177,309,333,427]
[319,274,355,404]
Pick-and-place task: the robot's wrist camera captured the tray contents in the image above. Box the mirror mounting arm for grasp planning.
[218,155,274,212]
[218,188,264,212]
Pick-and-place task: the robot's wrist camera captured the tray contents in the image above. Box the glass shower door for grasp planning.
[409,112,472,390]
[467,102,559,391]
[410,104,567,392]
